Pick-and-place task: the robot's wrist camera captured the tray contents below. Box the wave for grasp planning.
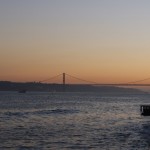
[3,109,79,118]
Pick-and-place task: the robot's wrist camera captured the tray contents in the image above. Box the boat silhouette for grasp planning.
[18,89,27,93]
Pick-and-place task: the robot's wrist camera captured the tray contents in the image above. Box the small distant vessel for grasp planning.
[18,89,27,93]
[140,105,150,116]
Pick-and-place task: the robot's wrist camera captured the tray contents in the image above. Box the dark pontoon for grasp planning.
[141,105,150,116]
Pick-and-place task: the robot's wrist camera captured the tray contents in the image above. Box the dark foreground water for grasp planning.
[0,91,150,150]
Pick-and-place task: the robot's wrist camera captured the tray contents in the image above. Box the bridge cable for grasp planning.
[39,73,63,83]
[66,73,98,84]
[124,77,150,84]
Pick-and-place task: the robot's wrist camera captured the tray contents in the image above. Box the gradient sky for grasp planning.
[1,0,150,83]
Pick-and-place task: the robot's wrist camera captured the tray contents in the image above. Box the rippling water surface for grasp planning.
[1,91,150,150]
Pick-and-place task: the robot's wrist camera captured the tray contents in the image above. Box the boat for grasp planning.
[140,105,150,116]
[18,89,27,93]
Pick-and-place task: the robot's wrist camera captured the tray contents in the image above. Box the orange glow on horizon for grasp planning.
[1,1,150,84]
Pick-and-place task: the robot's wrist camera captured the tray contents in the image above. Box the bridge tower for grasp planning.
[63,73,66,92]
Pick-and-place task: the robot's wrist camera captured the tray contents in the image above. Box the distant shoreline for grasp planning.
[0,81,145,93]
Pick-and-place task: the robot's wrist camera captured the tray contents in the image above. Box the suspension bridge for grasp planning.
[39,73,150,86]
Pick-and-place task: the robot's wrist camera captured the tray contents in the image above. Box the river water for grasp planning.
[0,91,150,150]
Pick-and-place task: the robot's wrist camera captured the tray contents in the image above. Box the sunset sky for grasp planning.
[1,0,150,83]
